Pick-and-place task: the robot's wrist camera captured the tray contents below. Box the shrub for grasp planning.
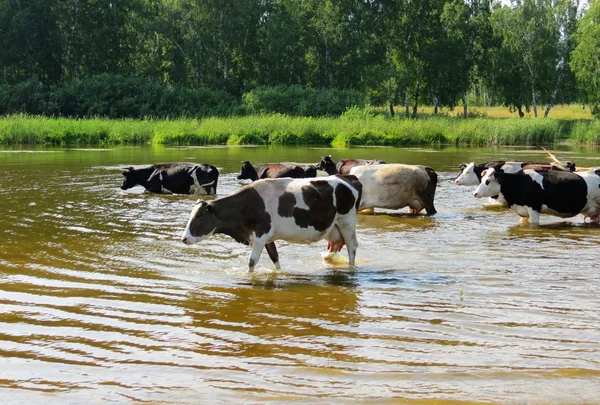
[243,85,365,117]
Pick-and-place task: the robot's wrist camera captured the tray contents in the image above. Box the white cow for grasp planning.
[349,164,437,215]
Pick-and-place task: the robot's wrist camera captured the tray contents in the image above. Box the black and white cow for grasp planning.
[121,163,218,195]
[349,163,437,215]
[473,167,600,225]
[181,175,362,272]
[237,161,317,181]
[455,160,575,186]
[317,155,385,175]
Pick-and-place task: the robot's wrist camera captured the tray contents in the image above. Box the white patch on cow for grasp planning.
[455,162,478,186]
[473,168,501,198]
[189,168,216,195]
[510,204,530,217]
[499,162,525,174]
[575,169,600,219]
[524,169,545,189]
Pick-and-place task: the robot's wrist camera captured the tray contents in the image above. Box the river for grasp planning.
[0,145,599,405]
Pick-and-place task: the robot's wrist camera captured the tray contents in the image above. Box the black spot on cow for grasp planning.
[195,187,272,242]
[496,170,588,215]
[331,176,359,214]
[278,181,337,231]
[278,192,296,217]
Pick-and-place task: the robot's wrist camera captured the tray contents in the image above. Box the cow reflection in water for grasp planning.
[183,278,361,359]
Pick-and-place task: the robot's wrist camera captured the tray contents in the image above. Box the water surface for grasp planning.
[1,145,599,404]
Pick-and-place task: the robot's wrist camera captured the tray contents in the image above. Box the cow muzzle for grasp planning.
[181,237,192,245]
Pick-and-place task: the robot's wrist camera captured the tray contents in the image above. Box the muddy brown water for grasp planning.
[1,145,599,405]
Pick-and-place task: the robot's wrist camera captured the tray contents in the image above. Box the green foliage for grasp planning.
[570,120,600,145]
[571,0,600,118]
[0,75,239,118]
[0,114,581,147]
[242,85,365,117]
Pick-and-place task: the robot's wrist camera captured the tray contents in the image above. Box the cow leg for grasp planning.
[417,194,437,215]
[337,223,358,267]
[265,242,281,270]
[526,207,540,226]
[248,238,266,272]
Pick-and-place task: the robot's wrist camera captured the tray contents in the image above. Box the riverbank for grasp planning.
[1,114,599,147]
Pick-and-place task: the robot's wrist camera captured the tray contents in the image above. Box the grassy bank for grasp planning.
[0,114,598,147]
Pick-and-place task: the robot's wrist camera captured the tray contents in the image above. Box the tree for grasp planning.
[0,0,62,84]
[571,0,600,117]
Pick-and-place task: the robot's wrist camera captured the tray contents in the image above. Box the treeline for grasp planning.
[1,0,599,118]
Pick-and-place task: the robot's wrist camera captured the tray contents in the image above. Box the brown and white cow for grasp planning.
[181,175,362,272]
[237,161,317,181]
[317,155,385,175]
[349,163,437,215]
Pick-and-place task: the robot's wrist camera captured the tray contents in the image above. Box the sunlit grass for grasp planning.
[0,113,597,146]
[373,104,594,120]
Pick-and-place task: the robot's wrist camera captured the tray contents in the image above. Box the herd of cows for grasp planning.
[120,154,600,272]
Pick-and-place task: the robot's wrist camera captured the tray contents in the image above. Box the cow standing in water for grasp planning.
[237,161,317,181]
[181,175,362,272]
[317,155,385,175]
[473,168,600,225]
[455,160,576,186]
[121,163,218,195]
[350,164,438,215]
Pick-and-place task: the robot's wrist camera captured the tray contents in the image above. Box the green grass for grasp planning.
[0,113,596,147]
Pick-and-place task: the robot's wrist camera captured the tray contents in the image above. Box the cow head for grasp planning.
[317,155,336,174]
[120,167,137,190]
[237,161,257,180]
[455,162,479,186]
[473,168,501,198]
[181,200,219,245]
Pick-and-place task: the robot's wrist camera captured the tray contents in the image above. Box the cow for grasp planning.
[237,161,317,181]
[349,163,438,215]
[181,175,362,272]
[473,167,600,225]
[317,155,385,175]
[121,163,218,195]
[455,160,575,186]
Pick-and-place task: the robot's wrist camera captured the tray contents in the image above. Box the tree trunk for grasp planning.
[405,90,410,118]
[412,76,420,117]
[544,104,553,119]
[532,82,538,117]
[386,47,395,118]
[517,104,524,118]
[462,95,468,118]
[433,98,439,115]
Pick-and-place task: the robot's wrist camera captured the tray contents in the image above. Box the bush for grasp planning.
[0,78,49,115]
[243,85,365,117]
[2,75,240,119]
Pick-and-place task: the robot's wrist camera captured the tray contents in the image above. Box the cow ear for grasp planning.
[481,169,488,178]
[459,163,466,170]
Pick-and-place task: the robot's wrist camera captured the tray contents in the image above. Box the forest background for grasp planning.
[1,0,600,146]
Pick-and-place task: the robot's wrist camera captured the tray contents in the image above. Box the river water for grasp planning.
[0,145,599,405]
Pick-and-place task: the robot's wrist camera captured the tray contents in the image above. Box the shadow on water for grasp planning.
[507,220,600,240]
[358,212,438,232]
